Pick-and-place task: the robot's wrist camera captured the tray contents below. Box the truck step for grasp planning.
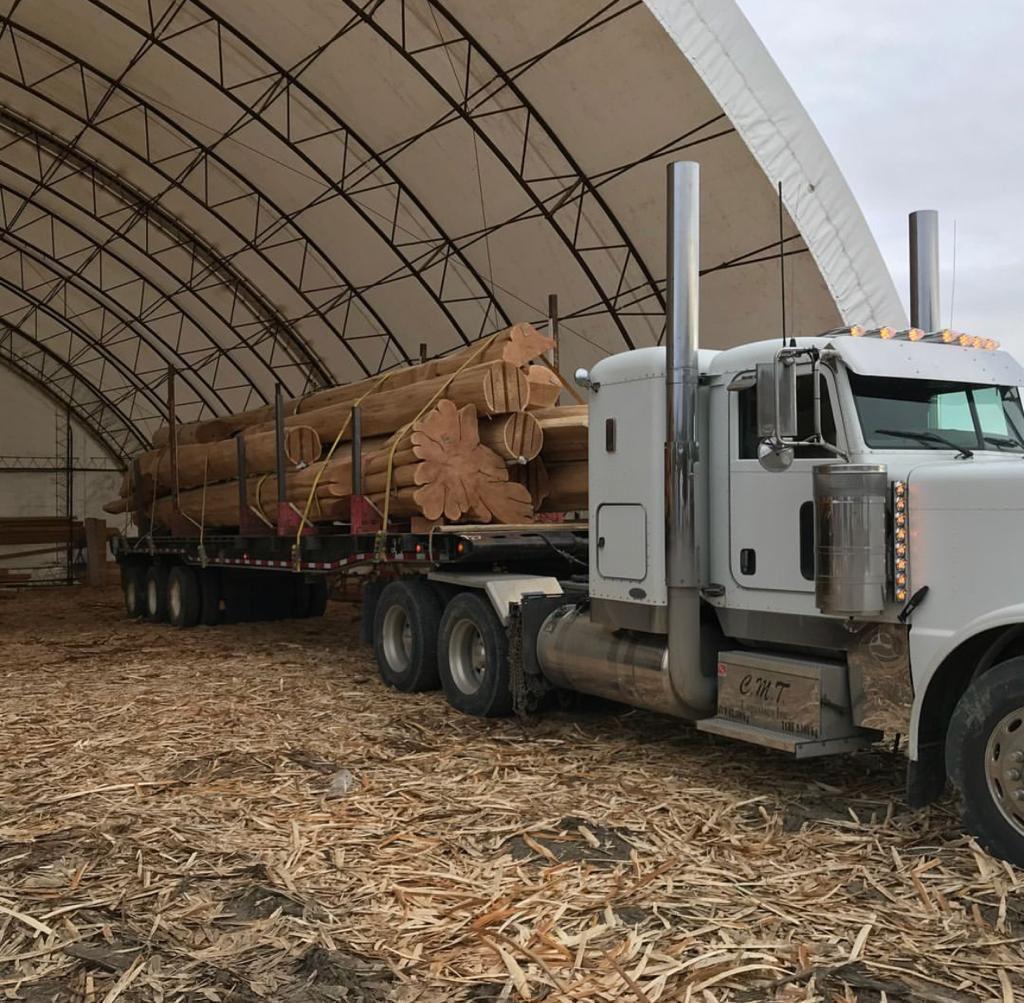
[696,715,876,758]
[697,649,881,758]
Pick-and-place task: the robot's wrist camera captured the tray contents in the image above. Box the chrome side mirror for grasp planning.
[756,359,797,440]
[757,437,795,472]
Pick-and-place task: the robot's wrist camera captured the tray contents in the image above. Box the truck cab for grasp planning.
[565,327,1024,865]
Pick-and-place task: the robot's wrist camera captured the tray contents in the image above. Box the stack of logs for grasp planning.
[105,323,589,529]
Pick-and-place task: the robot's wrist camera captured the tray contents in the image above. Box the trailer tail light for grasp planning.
[893,480,909,603]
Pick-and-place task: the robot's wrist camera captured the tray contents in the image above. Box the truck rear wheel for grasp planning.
[144,564,170,622]
[373,579,441,692]
[167,566,201,628]
[306,579,329,618]
[122,564,146,618]
[437,592,512,717]
[947,657,1024,867]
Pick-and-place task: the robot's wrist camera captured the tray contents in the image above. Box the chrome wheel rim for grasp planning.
[382,605,413,673]
[449,619,486,695]
[168,578,182,621]
[985,705,1024,837]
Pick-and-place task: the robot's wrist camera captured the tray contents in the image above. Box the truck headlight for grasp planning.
[892,481,909,602]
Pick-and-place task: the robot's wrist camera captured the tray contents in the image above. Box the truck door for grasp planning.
[729,369,843,593]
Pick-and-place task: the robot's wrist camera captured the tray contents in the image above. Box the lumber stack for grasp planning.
[107,322,591,529]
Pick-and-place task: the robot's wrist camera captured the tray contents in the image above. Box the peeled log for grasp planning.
[118,425,320,499]
[535,405,588,463]
[539,461,588,513]
[369,400,533,524]
[525,366,562,410]
[152,322,552,447]
[478,411,543,462]
[247,361,529,444]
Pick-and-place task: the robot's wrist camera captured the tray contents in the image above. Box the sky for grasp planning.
[737,0,1024,355]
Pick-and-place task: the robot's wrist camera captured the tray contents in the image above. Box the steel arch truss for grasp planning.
[0,320,141,460]
[0,16,407,389]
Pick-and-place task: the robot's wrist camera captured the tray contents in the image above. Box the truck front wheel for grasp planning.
[947,656,1024,867]
[373,579,441,692]
[437,592,512,717]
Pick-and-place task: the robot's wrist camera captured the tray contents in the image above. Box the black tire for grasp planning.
[121,563,147,618]
[167,566,201,629]
[437,592,512,717]
[306,579,329,618]
[144,564,170,623]
[223,571,254,623]
[947,657,1024,867]
[373,579,442,692]
[199,569,221,626]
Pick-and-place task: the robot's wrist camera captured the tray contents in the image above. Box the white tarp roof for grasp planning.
[0,0,904,459]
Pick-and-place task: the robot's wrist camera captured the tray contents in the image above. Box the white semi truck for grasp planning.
[118,162,1024,867]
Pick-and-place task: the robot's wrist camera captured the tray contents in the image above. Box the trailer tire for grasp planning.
[122,564,147,618]
[199,569,221,626]
[144,564,170,623]
[946,656,1024,867]
[373,579,441,692]
[437,592,512,717]
[167,566,201,629]
[251,575,283,621]
[306,579,329,618]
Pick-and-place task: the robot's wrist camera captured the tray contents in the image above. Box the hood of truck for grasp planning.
[906,459,1024,685]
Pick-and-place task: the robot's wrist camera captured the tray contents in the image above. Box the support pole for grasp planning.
[548,293,560,375]
[275,383,286,507]
[166,366,179,511]
[65,406,73,585]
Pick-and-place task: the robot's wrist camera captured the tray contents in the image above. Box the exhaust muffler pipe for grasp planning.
[909,210,940,331]
[537,162,715,720]
[664,161,715,717]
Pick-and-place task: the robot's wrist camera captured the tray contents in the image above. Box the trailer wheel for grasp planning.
[144,564,170,623]
[373,579,441,692]
[947,656,1024,867]
[251,575,283,621]
[437,592,512,717]
[199,569,221,626]
[167,566,201,628]
[121,564,147,618]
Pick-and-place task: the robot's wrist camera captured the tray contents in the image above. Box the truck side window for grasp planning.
[737,374,837,459]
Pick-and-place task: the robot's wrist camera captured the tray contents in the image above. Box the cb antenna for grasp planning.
[778,180,787,345]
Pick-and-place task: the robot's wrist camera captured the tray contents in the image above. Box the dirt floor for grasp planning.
[0,586,1022,1002]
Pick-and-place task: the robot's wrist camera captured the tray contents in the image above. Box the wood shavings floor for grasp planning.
[1,586,1021,1002]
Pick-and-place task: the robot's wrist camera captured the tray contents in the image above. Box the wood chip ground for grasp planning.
[1,586,1021,1001]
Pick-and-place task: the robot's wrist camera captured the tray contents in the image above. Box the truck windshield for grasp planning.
[849,373,1024,453]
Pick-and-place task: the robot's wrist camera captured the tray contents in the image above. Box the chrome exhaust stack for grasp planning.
[909,210,940,331]
[664,161,715,717]
[535,162,715,720]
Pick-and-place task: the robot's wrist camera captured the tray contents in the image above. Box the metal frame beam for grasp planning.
[0,17,403,382]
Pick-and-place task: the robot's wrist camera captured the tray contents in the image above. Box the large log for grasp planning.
[477,411,543,462]
[525,365,562,410]
[535,405,588,463]
[152,322,552,447]
[367,400,533,524]
[539,460,588,513]
[246,361,529,444]
[121,425,320,497]
[140,402,533,527]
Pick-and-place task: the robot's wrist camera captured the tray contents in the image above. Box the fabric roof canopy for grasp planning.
[0,0,904,461]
